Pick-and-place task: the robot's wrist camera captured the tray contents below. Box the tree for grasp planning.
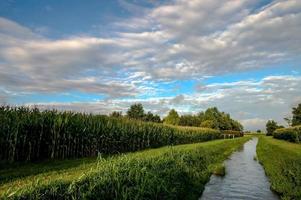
[200,120,215,128]
[179,114,201,127]
[164,109,180,125]
[257,129,261,133]
[127,103,144,120]
[292,103,301,126]
[144,111,161,123]
[284,117,292,127]
[110,111,122,118]
[266,120,278,136]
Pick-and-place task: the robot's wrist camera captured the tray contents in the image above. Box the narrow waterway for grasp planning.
[200,137,279,200]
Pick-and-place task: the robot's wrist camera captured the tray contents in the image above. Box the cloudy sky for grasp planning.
[1,0,301,130]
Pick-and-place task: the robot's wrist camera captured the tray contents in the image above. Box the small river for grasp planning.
[200,137,279,200]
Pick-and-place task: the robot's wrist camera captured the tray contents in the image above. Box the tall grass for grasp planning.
[257,136,301,199]
[0,106,221,163]
[0,137,249,199]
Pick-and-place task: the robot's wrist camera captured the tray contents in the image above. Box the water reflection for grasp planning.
[200,137,278,200]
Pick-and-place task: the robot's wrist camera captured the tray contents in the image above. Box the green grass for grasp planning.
[257,136,301,200]
[0,137,249,199]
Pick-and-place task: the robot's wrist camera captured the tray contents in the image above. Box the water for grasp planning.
[200,138,279,200]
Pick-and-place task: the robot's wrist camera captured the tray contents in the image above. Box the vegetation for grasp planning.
[273,125,301,143]
[164,107,243,131]
[0,137,249,199]
[267,102,301,143]
[164,109,180,125]
[266,120,284,136]
[257,136,301,199]
[292,103,301,126]
[0,106,221,163]
[126,103,161,123]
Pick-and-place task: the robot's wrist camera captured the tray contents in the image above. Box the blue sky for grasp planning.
[0,0,301,130]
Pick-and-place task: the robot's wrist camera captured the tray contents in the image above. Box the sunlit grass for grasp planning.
[257,136,301,200]
[0,137,249,199]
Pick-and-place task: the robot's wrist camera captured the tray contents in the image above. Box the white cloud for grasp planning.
[25,75,301,131]
[1,1,301,131]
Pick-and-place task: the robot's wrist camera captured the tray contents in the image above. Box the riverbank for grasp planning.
[257,136,301,200]
[0,137,249,199]
[201,137,278,200]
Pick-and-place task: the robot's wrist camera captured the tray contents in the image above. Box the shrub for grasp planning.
[273,125,301,143]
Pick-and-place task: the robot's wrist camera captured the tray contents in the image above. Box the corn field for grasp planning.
[0,106,222,163]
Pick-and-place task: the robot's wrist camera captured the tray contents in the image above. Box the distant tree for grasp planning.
[292,103,301,126]
[200,120,215,129]
[257,129,262,133]
[179,114,201,127]
[127,103,144,120]
[230,120,244,131]
[144,111,161,123]
[284,117,292,127]
[201,107,243,131]
[110,111,122,118]
[164,109,180,125]
[152,114,162,123]
[266,120,278,136]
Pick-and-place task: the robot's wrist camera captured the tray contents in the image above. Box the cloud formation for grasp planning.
[29,75,301,130]
[1,0,301,130]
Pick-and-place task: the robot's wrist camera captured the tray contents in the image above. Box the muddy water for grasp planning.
[200,137,278,200]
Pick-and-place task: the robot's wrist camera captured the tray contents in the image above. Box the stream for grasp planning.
[200,137,279,200]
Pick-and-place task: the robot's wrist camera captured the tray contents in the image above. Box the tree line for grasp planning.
[112,104,243,131]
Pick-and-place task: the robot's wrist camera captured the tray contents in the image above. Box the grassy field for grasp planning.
[0,137,249,199]
[257,136,301,200]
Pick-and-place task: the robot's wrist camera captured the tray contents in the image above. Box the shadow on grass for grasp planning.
[0,157,97,185]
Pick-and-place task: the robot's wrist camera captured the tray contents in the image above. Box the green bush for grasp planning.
[0,106,221,163]
[273,125,301,143]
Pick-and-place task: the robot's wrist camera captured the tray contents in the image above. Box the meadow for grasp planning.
[0,137,249,199]
[257,136,301,200]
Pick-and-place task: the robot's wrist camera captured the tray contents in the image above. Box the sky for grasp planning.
[0,0,301,131]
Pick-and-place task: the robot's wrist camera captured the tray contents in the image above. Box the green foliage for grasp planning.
[292,103,301,126]
[143,111,161,123]
[179,114,201,127]
[273,125,301,143]
[110,111,123,118]
[126,104,161,123]
[0,137,249,199]
[0,106,221,163]
[200,120,215,129]
[257,136,301,199]
[266,120,279,136]
[164,109,180,125]
[176,107,243,131]
[126,103,145,120]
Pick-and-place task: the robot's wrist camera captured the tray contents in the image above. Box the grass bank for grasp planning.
[0,137,249,199]
[257,136,301,200]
